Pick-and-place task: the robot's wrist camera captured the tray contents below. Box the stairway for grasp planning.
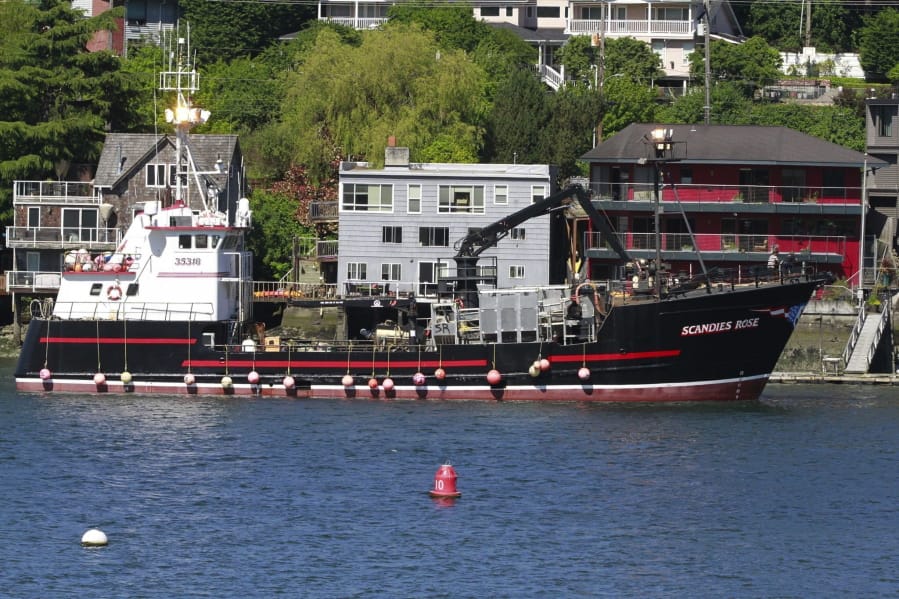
[844,310,887,374]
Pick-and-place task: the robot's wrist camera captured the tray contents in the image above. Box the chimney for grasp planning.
[385,136,409,167]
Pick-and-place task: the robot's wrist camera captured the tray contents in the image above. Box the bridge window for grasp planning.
[90,283,102,296]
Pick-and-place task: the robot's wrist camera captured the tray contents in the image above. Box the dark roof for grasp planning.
[489,23,569,45]
[95,133,240,189]
[581,123,883,169]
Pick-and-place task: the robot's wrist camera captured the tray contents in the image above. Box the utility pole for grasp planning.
[804,0,812,48]
[703,0,711,125]
[592,1,606,145]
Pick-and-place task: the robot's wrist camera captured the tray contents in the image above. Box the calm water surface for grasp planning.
[1,358,897,598]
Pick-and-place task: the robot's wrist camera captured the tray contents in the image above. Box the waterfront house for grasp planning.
[314,0,741,90]
[336,143,556,298]
[580,123,883,283]
[6,133,246,298]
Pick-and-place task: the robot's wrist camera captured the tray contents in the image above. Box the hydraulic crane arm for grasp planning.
[453,184,630,263]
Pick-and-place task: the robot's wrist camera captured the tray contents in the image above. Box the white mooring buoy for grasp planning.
[81,528,108,547]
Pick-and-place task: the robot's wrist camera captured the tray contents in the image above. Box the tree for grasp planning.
[179,0,313,65]
[270,25,488,181]
[690,37,782,96]
[484,68,550,164]
[558,36,664,89]
[246,188,314,280]
[656,82,751,125]
[0,0,141,223]
[196,57,283,134]
[858,8,899,83]
[539,85,601,180]
[600,75,659,137]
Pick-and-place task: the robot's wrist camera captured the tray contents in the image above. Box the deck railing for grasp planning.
[588,181,860,205]
[14,181,97,205]
[6,226,121,249]
[585,232,846,257]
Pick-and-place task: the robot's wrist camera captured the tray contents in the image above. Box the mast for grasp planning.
[160,22,210,210]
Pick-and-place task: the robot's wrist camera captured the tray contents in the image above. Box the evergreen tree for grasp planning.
[858,8,899,82]
[484,68,550,164]
[0,0,140,223]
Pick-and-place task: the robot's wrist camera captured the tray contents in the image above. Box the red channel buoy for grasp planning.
[428,463,461,498]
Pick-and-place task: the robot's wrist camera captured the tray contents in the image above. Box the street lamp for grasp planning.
[644,127,674,298]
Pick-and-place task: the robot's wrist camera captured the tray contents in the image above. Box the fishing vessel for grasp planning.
[14,174,828,401]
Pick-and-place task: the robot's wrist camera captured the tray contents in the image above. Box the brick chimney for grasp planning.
[385,136,409,167]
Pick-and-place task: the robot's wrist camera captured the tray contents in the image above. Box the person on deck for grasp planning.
[767,246,780,270]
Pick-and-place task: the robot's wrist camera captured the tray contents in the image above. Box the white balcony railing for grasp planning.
[322,17,388,30]
[568,19,694,37]
[6,226,121,249]
[6,270,62,293]
[14,181,97,205]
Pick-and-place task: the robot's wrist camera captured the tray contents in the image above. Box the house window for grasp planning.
[480,6,499,16]
[419,227,449,247]
[62,208,98,243]
[537,6,559,18]
[872,105,894,137]
[782,168,806,203]
[506,7,512,16]
[679,167,693,185]
[531,185,547,204]
[494,185,508,205]
[439,185,485,213]
[382,226,402,244]
[347,262,367,280]
[511,228,526,240]
[407,184,421,214]
[28,207,40,228]
[509,265,525,279]
[146,163,176,188]
[581,6,602,19]
[381,263,401,280]
[823,169,845,199]
[654,7,688,20]
[342,183,393,212]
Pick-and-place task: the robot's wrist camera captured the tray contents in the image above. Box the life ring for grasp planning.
[107,284,123,301]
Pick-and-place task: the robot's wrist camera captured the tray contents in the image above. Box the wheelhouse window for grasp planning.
[419,227,449,247]
[438,185,484,214]
[342,183,393,212]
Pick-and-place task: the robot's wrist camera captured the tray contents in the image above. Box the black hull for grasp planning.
[15,280,819,402]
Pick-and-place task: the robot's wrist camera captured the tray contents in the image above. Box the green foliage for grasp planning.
[196,57,282,134]
[690,37,782,93]
[387,3,490,53]
[484,68,549,164]
[746,104,866,152]
[0,0,140,223]
[539,85,599,180]
[744,0,856,53]
[271,25,487,181]
[858,8,899,82]
[246,188,315,280]
[118,44,167,132]
[179,0,313,65]
[600,75,658,137]
[604,37,665,84]
[656,82,751,125]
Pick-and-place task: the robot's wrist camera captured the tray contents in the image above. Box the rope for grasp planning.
[43,317,50,369]
[96,320,102,372]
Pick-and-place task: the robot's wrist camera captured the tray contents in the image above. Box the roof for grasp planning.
[489,23,568,45]
[94,133,240,189]
[581,123,883,169]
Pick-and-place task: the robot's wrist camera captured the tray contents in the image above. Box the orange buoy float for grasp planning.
[486,369,502,385]
[539,358,551,371]
[434,367,446,381]
[429,463,461,498]
[368,377,378,389]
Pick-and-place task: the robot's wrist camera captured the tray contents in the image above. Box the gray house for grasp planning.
[337,145,556,298]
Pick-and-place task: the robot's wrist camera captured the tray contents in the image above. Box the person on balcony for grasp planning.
[767,246,780,271]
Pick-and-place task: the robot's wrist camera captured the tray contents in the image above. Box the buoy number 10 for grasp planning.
[434,480,445,490]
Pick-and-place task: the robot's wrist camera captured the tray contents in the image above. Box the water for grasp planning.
[1,357,897,598]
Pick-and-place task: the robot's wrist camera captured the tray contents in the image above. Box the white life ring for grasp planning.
[107,284,123,301]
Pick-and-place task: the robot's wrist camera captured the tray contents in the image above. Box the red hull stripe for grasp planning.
[42,337,197,345]
[550,349,681,363]
[182,358,489,369]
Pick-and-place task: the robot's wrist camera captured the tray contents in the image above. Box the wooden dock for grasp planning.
[770,372,898,385]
